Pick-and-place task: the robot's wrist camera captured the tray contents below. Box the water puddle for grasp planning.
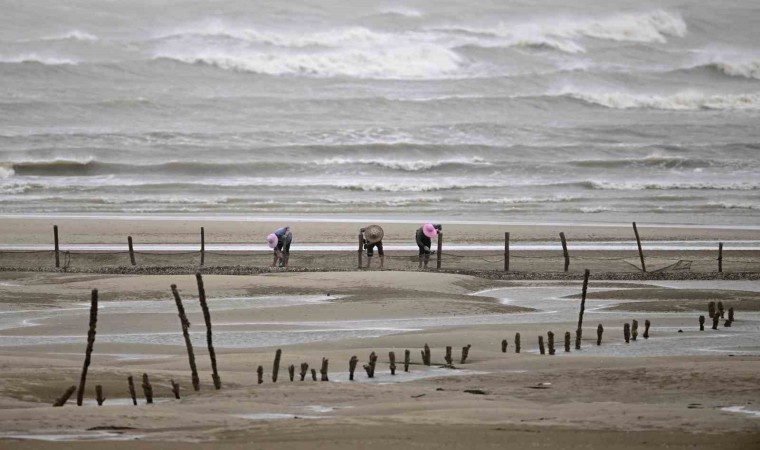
[721,406,760,418]
[234,413,324,420]
[1,431,144,442]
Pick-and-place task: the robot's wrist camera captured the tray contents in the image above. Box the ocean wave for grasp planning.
[580,180,760,191]
[376,6,423,18]
[570,155,714,169]
[459,195,577,204]
[698,60,760,80]
[0,53,78,65]
[562,90,760,111]
[314,156,489,171]
[40,30,99,42]
[334,180,506,192]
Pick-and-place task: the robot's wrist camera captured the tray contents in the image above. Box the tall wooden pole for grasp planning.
[196,273,220,389]
[559,232,570,272]
[76,289,98,406]
[436,231,443,270]
[504,232,510,272]
[575,269,589,349]
[718,242,723,273]
[54,225,60,268]
[128,236,136,266]
[633,222,646,272]
[200,227,205,267]
[357,232,363,269]
[171,284,200,391]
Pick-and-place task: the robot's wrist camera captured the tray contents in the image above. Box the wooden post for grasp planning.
[501,339,508,353]
[54,225,60,268]
[363,352,377,378]
[128,236,136,266]
[76,289,98,406]
[633,222,646,272]
[171,284,200,391]
[299,363,308,381]
[699,315,705,331]
[257,366,264,384]
[460,344,471,364]
[718,301,725,318]
[624,323,630,343]
[422,344,431,366]
[127,376,137,405]
[196,273,220,389]
[728,307,734,322]
[712,314,719,330]
[547,332,555,355]
[708,301,716,318]
[358,232,363,269]
[320,357,329,381]
[141,373,153,404]
[170,380,180,399]
[576,269,589,350]
[349,356,358,380]
[504,232,510,272]
[643,320,650,339]
[200,227,205,267]
[718,242,723,273]
[272,349,282,383]
[389,352,396,375]
[597,324,603,346]
[53,385,77,407]
[436,231,443,270]
[444,346,453,365]
[404,350,410,372]
[310,369,317,381]
[559,232,569,272]
[515,332,521,353]
[288,365,295,381]
[631,319,639,341]
[564,332,571,352]
[538,336,545,355]
[96,385,105,406]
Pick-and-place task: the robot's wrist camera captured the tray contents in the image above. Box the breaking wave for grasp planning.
[563,90,760,110]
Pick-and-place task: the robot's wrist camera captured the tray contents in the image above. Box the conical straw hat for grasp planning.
[365,225,384,244]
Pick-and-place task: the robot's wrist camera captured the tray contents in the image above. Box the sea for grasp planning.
[1,0,759,226]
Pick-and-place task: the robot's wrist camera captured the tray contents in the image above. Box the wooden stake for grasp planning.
[363,352,377,378]
[257,365,264,384]
[436,231,443,270]
[708,301,716,319]
[460,344,471,364]
[444,346,453,365]
[54,225,60,268]
[422,344,431,366]
[299,363,308,381]
[633,222,646,272]
[597,324,603,346]
[559,232,570,272]
[200,227,205,267]
[643,320,650,339]
[142,373,153,404]
[53,385,77,407]
[404,349,410,372]
[699,315,705,331]
[564,331,571,352]
[76,289,98,406]
[504,232,510,272]
[624,323,630,343]
[728,307,735,323]
[127,376,137,405]
[272,349,282,383]
[501,339,508,353]
[196,273,221,389]
[576,269,590,350]
[320,357,329,381]
[128,236,136,266]
[288,365,295,381]
[310,369,317,381]
[718,301,725,319]
[358,232,363,269]
[515,332,521,353]
[170,380,180,399]
[349,356,358,380]
[538,336,545,355]
[631,319,639,341]
[96,385,105,406]
[171,284,200,391]
[547,332,555,355]
[389,351,396,375]
[712,314,719,330]
[718,242,723,273]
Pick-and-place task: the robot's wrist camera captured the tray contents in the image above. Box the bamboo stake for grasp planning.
[53,385,77,407]
[559,232,570,272]
[96,385,105,405]
[633,222,646,272]
[142,373,153,404]
[171,284,200,391]
[127,376,137,405]
[76,289,98,406]
[196,273,220,389]
[272,349,282,383]
[54,225,60,268]
[128,236,136,266]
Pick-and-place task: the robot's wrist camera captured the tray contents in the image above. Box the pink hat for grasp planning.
[266,233,278,249]
[422,223,437,238]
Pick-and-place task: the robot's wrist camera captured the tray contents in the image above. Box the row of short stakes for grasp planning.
[700,301,735,330]
[500,321,653,355]
[53,373,179,407]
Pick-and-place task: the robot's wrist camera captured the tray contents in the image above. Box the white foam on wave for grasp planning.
[585,180,760,191]
[0,53,78,65]
[41,30,99,42]
[314,156,488,171]
[460,195,577,205]
[564,90,760,111]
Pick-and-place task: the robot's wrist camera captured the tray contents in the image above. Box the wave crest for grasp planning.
[564,90,760,111]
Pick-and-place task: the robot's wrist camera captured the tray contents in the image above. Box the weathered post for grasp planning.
[170,380,180,399]
[643,320,651,339]
[632,222,646,272]
[257,366,264,384]
[299,363,308,381]
[389,352,396,375]
[576,269,590,350]
[53,386,77,407]
[631,319,639,341]
[54,225,60,268]
[363,352,378,378]
[127,376,137,405]
[597,324,603,346]
[96,385,105,406]
[564,331,571,352]
[504,232,510,272]
[712,313,719,330]
[422,344,431,366]
[718,301,725,319]
[288,365,295,381]
[547,332,555,355]
[349,356,358,381]
[728,307,735,323]
[76,289,98,406]
[708,301,716,319]
[501,339,508,353]
[624,323,630,343]
[559,232,570,272]
[436,231,443,270]
[272,349,282,383]
[538,336,545,355]
[718,242,723,273]
[358,232,363,269]
[142,373,153,404]
[515,332,521,353]
[444,346,453,365]
[128,236,136,266]
[196,273,221,389]
[171,284,200,391]
[404,350,410,372]
[460,344,471,364]
[310,369,317,381]
[320,357,329,381]
[200,227,205,267]
[699,315,705,331]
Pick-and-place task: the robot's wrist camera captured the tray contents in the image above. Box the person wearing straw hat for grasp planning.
[267,226,292,267]
[361,224,385,269]
[415,223,442,268]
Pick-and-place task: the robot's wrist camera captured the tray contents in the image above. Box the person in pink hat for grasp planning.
[415,223,442,268]
[268,226,292,267]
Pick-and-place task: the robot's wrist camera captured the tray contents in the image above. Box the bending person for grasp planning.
[415,223,442,268]
[361,225,385,269]
[267,226,292,267]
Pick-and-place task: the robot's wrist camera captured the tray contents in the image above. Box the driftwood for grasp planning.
[272,349,282,383]
[643,320,651,339]
[299,363,308,381]
[515,333,521,353]
[460,345,471,364]
[77,289,99,406]
[170,380,180,399]
[624,323,631,344]
[389,352,396,375]
[53,385,77,407]
[320,358,329,381]
[142,373,153,404]
[349,356,358,380]
[547,332,555,355]
[597,324,604,346]
[127,376,137,406]
[196,273,221,389]
[171,284,200,391]
[96,385,105,406]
